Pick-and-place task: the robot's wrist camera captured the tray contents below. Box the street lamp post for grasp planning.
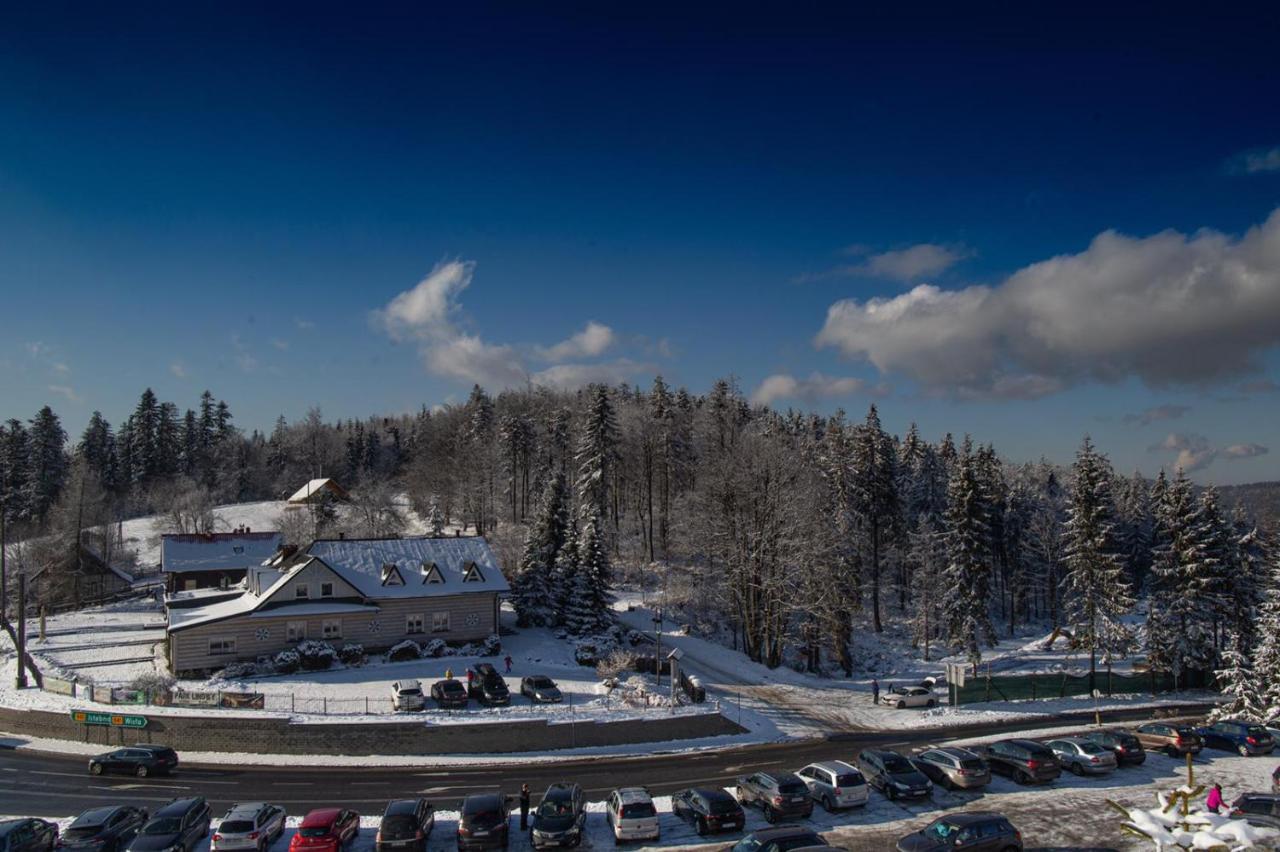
[652,609,662,687]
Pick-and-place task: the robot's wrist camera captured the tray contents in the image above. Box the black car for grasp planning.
[61,808,150,852]
[457,794,509,851]
[89,746,179,778]
[431,679,469,709]
[0,819,58,852]
[468,665,511,706]
[982,739,1061,785]
[126,798,211,852]
[519,676,563,704]
[376,799,434,852]
[1085,729,1147,766]
[671,788,745,836]
[896,812,1023,851]
[1229,794,1280,830]
[723,826,826,852]
[530,783,586,849]
[857,750,933,801]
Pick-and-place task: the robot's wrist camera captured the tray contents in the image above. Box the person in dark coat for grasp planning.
[519,783,531,830]
[871,678,880,705]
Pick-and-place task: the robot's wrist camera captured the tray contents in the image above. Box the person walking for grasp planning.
[871,678,880,705]
[1206,782,1224,814]
[519,783,531,830]
[466,667,475,688]
[444,666,453,680]
[504,654,513,674]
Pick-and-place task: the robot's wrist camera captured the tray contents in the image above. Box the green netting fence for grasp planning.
[952,669,1194,704]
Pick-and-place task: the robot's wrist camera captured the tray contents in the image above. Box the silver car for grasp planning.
[1046,737,1118,776]
[211,804,286,852]
[911,747,991,790]
[797,761,869,811]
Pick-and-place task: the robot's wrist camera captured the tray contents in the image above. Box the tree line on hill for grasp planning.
[1,378,1278,718]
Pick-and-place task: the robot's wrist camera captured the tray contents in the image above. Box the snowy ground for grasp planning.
[4,738,1278,850]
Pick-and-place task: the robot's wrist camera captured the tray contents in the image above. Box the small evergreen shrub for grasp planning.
[388,639,422,662]
[338,643,366,665]
[273,649,301,674]
[296,641,337,671]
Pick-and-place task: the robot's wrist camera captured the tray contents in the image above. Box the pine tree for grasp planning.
[512,472,568,627]
[552,516,581,625]
[908,514,946,660]
[155,401,181,479]
[1,419,33,523]
[1062,436,1134,694]
[851,404,901,633]
[575,384,618,526]
[1252,542,1280,718]
[78,412,117,492]
[426,494,445,537]
[564,508,612,635]
[941,444,997,662]
[27,405,69,523]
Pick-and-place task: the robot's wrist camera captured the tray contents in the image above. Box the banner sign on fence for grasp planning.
[110,688,146,705]
[171,689,220,707]
[219,692,265,710]
[71,709,149,729]
[44,676,76,696]
[91,685,114,704]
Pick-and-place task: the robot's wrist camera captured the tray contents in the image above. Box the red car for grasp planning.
[289,810,359,852]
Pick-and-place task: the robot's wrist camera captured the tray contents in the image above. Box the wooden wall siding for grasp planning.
[170,592,499,674]
[263,559,361,605]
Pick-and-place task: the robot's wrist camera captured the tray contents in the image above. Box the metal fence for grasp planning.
[953,670,1182,704]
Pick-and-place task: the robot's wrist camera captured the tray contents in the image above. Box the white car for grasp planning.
[797,761,869,811]
[605,787,660,843]
[211,803,286,852]
[880,686,937,709]
[391,679,426,711]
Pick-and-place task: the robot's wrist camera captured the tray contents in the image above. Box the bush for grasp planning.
[338,643,366,666]
[481,634,501,656]
[129,672,176,695]
[296,641,337,671]
[273,649,301,674]
[596,648,638,680]
[422,638,448,658]
[574,643,601,667]
[220,662,258,680]
[388,640,421,662]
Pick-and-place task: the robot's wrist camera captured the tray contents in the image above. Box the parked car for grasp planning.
[722,826,826,852]
[88,745,179,777]
[58,808,148,852]
[391,680,426,712]
[736,772,814,823]
[126,798,211,852]
[376,799,434,852]
[981,739,1061,785]
[1045,738,1117,776]
[288,810,359,852]
[431,679,469,709]
[909,748,991,790]
[604,787,659,844]
[796,761,869,810]
[1229,794,1280,830]
[856,750,933,801]
[895,812,1023,851]
[1195,720,1276,756]
[671,788,745,836]
[211,803,287,852]
[1134,722,1203,757]
[1273,764,1280,795]
[880,686,938,709]
[468,665,511,706]
[530,783,586,849]
[520,676,563,704]
[1085,729,1147,766]
[0,819,58,852]
[456,793,510,851]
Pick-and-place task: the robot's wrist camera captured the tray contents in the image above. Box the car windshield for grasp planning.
[398,688,421,696]
[299,827,332,838]
[619,803,655,819]
[834,773,863,786]
[707,797,739,815]
[1079,742,1108,754]
[773,834,822,851]
[63,827,104,839]
[537,800,573,818]
[959,759,985,771]
[380,815,418,835]
[441,683,465,694]
[1176,727,1198,738]
[142,820,181,835]
[777,781,807,796]
[925,821,959,840]
[530,677,553,688]
[882,757,911,773]
[219,822,255,834]
[462,810,500,828]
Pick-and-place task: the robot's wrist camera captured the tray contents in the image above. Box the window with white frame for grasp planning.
[322,619,342,639]
[286,621,306,642]
[406,614,425,634]
[320,582,333,598]
[431,612,450,633]
[295,583,309,599]
[208,637,236,655]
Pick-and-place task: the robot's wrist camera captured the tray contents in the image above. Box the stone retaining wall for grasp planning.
[0,705,744,755]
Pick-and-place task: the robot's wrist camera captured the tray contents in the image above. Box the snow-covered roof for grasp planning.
[287,478,348,503]
[167,567,296,631]
[306,536,510,599]
[161,532,283,574]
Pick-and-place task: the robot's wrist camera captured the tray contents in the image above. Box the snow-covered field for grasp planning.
[4,742,1278,850]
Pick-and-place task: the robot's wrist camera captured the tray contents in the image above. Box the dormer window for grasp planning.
[462,562,484,583]
[421,562,444,585]
[381,563,405,586]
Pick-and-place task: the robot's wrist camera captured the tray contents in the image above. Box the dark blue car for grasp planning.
[1194,720,1276,756]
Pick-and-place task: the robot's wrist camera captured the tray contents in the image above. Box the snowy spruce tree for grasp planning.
[551,516,581,624]
[851,404,901,633]
[563,508,613,636]
[1062,437,1134,694]
[426,494,445,537]
[575,383,618,527]
[941,442,997,664]
[512,472,569,627]
[1252,544,1280,719]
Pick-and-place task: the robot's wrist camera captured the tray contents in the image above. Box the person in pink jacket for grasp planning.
[1205,782,1224,813]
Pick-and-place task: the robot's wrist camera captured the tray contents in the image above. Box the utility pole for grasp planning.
[652,608,662,687]
[16,574,27,689]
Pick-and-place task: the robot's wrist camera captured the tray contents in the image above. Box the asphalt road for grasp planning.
[0,702,1212,818]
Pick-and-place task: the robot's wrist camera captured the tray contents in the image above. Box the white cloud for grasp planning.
[295,318,316,330]
[376,262,644,391]
[230,334,258,373]
[52,362,70,375]
[816,209,1280,398]
[1122,404,1191,426]
[271,338,289,351]
[1152,433,1269,472]
[1229,146,1280,174]
[801,243,971,283]
[536,321,616,361]
[1223,443,1269,459]
[170,361,189,379]
[48,384,81,403]
[750,372,882,406]
[25,341,51,359]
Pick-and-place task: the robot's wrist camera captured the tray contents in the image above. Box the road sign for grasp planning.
[70,710,149,729]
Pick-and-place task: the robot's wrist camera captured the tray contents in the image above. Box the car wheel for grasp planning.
[927,699,936,707]
[90,762,103,775]
[886,786,897,801]
[696,817,707,836]
[135,765,149,778]
[823,794,835,812]
[764,806,777,824]
[895,701,905,709]
[1070,761,1083,776]
[1165,745,1179,758]
[1015,770,1029,785]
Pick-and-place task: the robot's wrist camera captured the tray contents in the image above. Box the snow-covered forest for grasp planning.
[2,378,1278,719]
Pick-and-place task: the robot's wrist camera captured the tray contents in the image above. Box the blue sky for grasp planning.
[2,4,1279,483]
